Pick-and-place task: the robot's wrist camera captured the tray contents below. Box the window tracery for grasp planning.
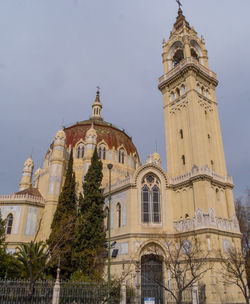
[98,144,107,160]
[141,174,161,224]
[76,144,85,159]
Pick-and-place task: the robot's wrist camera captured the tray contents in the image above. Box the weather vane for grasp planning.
[176,0,182,9]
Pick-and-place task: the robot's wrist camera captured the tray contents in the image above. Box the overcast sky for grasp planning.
[0,0,249,199]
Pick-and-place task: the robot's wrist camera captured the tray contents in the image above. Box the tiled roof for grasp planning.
[15,187,43,198]
[64,119,138,156]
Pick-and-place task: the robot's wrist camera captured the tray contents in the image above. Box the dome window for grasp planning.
[6,213,13,235]
[119,148,125,164]
[98,144,107,160]
[76,145,84,159]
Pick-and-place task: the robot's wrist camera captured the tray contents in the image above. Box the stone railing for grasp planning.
[0,194,44,204]
[170,165,233,185]
[158,57,217,87]
[174,208,240,233]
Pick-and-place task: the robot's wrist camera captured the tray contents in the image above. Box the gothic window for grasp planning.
[98,144,107,160]
[141,175,161,224]
[205,90,210,98]
[99,146,102,159]
[181,155,185,165]
[119,148,125,164]
[191,48,198,60]
[77,146,81,158]
[176,88,180,97]
[6,213,13,234]
[116,203,121,228]
[173,49,184,66]
[77,145,84,159]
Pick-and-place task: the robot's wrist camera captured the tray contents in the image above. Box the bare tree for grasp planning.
[219,247,249,304]
[235,188,250,290]
[143,237,212,304]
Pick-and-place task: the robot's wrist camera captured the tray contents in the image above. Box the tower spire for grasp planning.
[91,87,103,120]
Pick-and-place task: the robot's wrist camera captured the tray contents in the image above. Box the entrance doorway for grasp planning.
[141,254,164,304]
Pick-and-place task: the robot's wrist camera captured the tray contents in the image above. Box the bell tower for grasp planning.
[159,8,235,219]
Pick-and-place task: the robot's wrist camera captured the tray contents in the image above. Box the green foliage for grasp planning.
[15,241,48,280]
[73,147,106,279]
[48,149,77,278]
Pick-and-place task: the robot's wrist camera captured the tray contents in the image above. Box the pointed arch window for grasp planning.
[77,146,81,158]
[119,148,125,164]
[98,144,107,160]
[141,175,161,224]
[81,146,85,158]
[6,213,13,234]
[103,147,106,160]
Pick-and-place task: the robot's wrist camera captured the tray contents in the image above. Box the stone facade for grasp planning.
[0,7,245,304]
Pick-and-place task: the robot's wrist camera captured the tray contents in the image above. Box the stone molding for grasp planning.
[158,57,218,89]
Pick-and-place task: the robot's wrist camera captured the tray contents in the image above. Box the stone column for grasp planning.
[52,267,60,304]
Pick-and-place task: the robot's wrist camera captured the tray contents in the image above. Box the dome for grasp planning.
[64,119,138,156]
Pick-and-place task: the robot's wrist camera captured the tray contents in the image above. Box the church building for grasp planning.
[0,6,243,304]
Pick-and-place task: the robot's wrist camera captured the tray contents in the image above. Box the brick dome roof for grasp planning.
[64,118,138,156]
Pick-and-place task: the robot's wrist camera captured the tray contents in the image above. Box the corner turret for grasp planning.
[19,157,34,191]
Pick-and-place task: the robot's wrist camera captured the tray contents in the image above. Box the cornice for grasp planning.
[159,57,218,91]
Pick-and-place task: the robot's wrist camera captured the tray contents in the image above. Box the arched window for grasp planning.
[142,185,150,223]
[181,155,185,165]
[176,88,180,97]
[99,146,102,159]
[6,213,13,234]
[181,85,186,94]
[116,203,121,228]
[77,146,81,158]
[171,92,175,101]
[173,49,184,66]
[103,147,106,160]
[119,148,125,164]
[98,144,107,160]
[191,48,198,60]
[152,186,160,223]
[141,175,161,224]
